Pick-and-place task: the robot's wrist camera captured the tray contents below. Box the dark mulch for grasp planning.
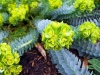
[19,47,61,75]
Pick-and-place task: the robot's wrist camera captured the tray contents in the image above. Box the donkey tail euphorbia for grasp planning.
[42,21,74,50]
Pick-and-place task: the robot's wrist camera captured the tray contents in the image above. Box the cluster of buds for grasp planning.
[0,43,22,75]
[74,0,95,12]
[78,21,100,43]
[42,21,74,50]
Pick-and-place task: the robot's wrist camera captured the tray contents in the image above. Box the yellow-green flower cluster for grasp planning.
[7,2,16,12]
[78,22,100,43]
[74,0,95,12]
[0,14,4,27]
[42,21,74,50]
[30,1,39,10]
[48,0,62,9]
[8,3,29,25]
[0,43,22,75]
[4,65,22,75]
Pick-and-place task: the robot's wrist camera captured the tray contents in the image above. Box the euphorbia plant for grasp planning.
[76,21,100,43]
[0,0,100,75]
[48,0,62,9]
[74,0,95,12]
[0,0,40,26]
[0,43,22,75]
[42,21,74,50]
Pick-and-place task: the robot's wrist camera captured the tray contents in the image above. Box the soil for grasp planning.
[19,35,83,75]
[19,47,62,75]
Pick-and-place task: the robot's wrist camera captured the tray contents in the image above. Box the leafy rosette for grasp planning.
[77,21,100,44]
[0,43,22,75]
[74,0,95,12]
[42,21,74,50]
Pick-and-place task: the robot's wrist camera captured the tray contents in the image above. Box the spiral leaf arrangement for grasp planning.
[0,0,100,75]
[42,21,74,50]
